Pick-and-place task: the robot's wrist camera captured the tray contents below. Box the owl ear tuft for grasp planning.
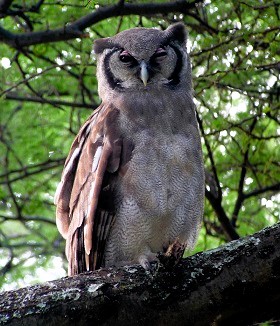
[93,37,115,55]
[164,23,187,46]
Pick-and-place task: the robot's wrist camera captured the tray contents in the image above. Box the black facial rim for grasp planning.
[166,44,184,88]
[103,48,124,90]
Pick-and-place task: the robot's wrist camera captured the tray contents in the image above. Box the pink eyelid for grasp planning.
[155,47,166,54]
[120,50,131,56]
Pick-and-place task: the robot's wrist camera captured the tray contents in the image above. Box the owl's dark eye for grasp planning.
[119,50,135,63]
[153,47,167,59]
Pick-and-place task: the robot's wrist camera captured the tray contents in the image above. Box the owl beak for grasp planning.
[140,61,149,86]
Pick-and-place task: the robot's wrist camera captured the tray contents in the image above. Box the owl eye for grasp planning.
[119,50,135,64]
[153,47,167,59]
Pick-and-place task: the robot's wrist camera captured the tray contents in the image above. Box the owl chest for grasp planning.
[121,129,197,214]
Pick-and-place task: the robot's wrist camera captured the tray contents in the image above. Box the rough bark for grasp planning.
[1,223,280,326]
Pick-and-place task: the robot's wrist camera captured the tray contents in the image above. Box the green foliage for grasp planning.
[0,0,279,291]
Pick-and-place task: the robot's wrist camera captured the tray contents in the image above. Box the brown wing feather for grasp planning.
[55,104,126,275]
[54,107,101,238]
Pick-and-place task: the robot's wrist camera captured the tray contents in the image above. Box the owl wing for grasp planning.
[54,104,131,275]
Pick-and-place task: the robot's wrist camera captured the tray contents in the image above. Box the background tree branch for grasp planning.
[0,0,13,15]
[0,0,203,48]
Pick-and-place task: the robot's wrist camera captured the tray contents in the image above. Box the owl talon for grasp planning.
[142,260,151,271]
[138,253,159,271]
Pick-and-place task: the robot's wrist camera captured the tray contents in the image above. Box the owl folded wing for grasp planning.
[54,104,126,274]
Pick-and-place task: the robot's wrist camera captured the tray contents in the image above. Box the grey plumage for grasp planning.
[54,23,204,275]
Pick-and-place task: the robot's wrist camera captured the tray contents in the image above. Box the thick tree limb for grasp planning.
[0,0,203,48]
[1,223,280,325]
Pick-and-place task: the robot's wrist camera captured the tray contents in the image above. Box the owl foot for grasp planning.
[138,253,159,271]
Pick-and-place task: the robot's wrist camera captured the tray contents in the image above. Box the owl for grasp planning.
[54,23,204,276]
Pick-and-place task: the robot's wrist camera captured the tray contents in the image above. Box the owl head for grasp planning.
[93,23,192,100]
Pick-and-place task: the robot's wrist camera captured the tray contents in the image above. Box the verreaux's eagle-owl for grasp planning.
[54,23,204,275]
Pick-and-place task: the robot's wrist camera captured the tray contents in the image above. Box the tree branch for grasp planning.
[205,190,240,240]
[243,182,280,199]
[0,214,56,226]
[231,116,258,226]
[0,0,203,48]
[0,157,65,185]
[5,92,97,110]
[196,110,239,240]
[1,223,279,326]
[0,0,13,14]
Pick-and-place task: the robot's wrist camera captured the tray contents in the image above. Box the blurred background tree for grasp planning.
[0,0,279,291]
